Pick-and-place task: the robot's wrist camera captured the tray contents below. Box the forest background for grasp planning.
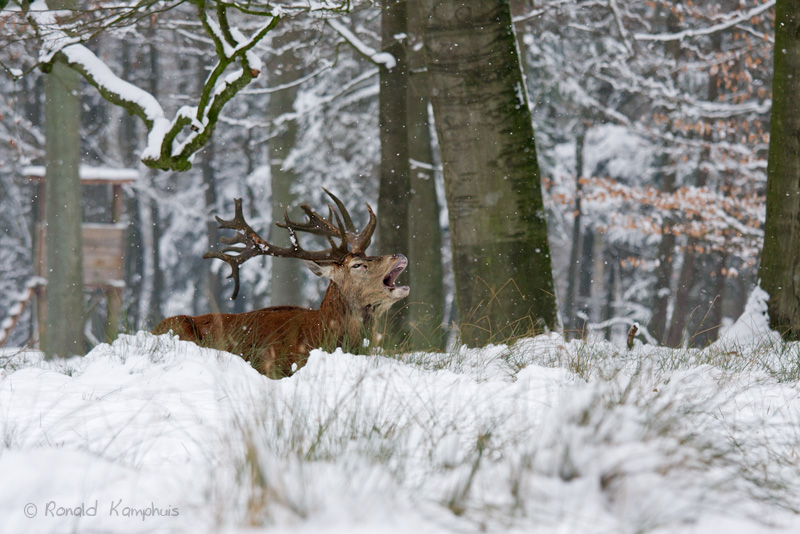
[0,0,779,354]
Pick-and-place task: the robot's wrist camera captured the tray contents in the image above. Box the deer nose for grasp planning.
[392,255,408,269]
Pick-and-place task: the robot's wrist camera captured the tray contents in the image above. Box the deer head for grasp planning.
[203,189,409,312]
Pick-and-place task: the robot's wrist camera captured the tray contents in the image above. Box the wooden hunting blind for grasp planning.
[25,165,137,344]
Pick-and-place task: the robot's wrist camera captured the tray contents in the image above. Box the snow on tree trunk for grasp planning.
[419,0,559,346]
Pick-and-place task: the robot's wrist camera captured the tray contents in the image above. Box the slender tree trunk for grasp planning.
[268,25,306,307]
[419,0,559,346]
[667,33,721,348]
[406,0,445,350]
[649,6,682,344]
[760,0,800,340]
[577,228,594,338]
[667,242,696,347]
[147,34,164,323]
[378,0,412,343]
[691,251,728,346]
[565,125,586,336]
[43,59,85,357]
[120,38,144,330]
[649,150,679,342]
[604,245,618,341]
[202,141,225,313]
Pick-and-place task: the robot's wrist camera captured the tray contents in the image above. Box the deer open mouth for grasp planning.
[384,256,409,294]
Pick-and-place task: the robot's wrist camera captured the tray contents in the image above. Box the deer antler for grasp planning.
[204,190,376,299]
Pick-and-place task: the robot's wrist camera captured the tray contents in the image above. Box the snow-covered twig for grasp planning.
[608,0,634,56]
[634,1,776,43]
[326,18,396,69]
[24,0,283,171]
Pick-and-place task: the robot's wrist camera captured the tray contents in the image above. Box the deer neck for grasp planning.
[319,281,374,348]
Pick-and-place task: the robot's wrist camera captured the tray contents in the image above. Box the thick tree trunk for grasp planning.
[760,0,800,340]
[419,0,559,346]
[406,0,445,350]
[43,60,85,357]
[378,0,412,343]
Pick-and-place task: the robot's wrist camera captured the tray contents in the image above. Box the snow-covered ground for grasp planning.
[2,291,799,533]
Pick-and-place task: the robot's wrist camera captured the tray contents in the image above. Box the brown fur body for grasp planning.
[153,253,407,378]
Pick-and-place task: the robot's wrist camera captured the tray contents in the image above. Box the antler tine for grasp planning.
[323,188,376,254]
[354,202,377,253]
[323,188,356,234]
[277,204,340,238]
[214,198,249,233]
[203,249,245,299]
[330,205,350,251]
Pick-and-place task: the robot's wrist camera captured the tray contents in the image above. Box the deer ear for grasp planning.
[303,260,333,278]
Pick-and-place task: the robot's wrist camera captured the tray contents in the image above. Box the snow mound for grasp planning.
[715,286,779,347]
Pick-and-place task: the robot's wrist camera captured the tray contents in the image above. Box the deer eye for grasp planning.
[351,263,367,270]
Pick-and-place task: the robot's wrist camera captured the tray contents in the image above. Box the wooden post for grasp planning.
[105,286,122,341]
[111,184,123,223]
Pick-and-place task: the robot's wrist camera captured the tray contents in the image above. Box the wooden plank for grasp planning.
[37,224,126,286]
[24,165,138,185]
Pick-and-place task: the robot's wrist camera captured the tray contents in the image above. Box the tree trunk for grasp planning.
[649,6,683,345]
[604,244,618,341]
[419,0,559,346]
[667,32,721,348]
[565,125,586,336]
[147,33,165,323]
[649,152,678,343]
[576,227,594,339]
[406,0,445,350]
[760,0,800,340]
[43,59,85,357]
[120,38,144,330]
[268,26,306,308]
[201,141,225,313]
[667,241,696,347]
[378,0,412,343]
[691,251,728,346]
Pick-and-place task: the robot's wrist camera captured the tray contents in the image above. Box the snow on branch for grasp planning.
[326,18,396,69]
[22,0,293,171]
[633,1,775,43]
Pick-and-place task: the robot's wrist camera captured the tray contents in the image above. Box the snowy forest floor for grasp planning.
[1,290,800,534]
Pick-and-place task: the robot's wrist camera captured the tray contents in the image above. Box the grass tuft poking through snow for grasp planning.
[2,315,800,533]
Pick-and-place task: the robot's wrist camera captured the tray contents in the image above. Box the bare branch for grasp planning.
[633,1,775,43]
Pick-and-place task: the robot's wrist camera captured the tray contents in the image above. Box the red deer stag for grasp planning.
[153,190,409,378]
